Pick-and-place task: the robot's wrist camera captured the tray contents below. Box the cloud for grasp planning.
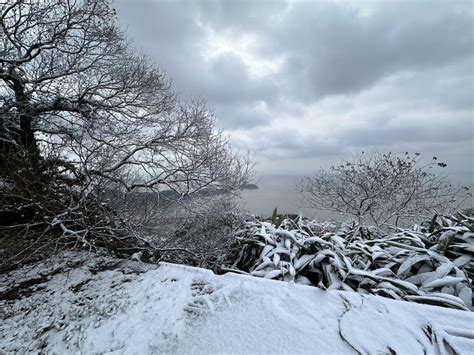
[337,113,473,147]
[214,101,273,129]
[260,1,473,100]
[114,0,473,177]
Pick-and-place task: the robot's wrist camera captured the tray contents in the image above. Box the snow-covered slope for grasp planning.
[1,252,473,354]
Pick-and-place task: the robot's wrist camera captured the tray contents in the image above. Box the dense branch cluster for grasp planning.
[298,151,470,226]
[0,0,251,269]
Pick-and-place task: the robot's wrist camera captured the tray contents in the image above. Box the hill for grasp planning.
[1,251,473,354]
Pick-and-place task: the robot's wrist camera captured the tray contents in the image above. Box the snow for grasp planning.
[1,252,473,354]
[234,217,473,310]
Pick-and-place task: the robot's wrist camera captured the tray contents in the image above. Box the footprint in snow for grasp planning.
[184,281,238,317]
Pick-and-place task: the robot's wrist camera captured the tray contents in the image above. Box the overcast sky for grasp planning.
[114,0,473,181]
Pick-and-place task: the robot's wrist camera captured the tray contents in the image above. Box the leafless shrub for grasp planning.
[298,151,471,227]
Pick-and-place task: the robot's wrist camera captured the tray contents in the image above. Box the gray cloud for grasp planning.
[204,54,278,105]
[263,1,473,99]
[114,0,473,176]
[231,127,343,160]
[337,115,473,147]
[213,102,272,129]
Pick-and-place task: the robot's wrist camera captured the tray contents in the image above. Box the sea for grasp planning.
[239,174,341,221]
[239,174,473,222]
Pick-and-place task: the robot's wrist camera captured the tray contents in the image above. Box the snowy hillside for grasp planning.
[1,252,473,354]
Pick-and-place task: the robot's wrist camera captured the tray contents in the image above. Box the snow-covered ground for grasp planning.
[1,252,473,354]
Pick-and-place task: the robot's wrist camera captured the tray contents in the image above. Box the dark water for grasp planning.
[240,174,473,222]
[240,175,341,220]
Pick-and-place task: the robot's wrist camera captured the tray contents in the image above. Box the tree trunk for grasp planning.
[18,112,40,169]
[10,74,41,172]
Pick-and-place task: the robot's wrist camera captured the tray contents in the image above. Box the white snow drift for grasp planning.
[1,252,473,354]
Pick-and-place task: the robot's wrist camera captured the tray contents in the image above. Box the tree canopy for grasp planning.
[0,0,251,268]
[1,0,250,194]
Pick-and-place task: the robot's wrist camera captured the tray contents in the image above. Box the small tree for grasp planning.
[298,151,471,226]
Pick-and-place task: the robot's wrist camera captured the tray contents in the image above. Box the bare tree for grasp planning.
[298,151,471,227]
[0,0,251,268]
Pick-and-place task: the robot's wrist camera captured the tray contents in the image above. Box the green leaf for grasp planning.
[428,214,438,233]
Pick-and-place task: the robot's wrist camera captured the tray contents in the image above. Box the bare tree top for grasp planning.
[298,150,471,226]
[1,0,252,194]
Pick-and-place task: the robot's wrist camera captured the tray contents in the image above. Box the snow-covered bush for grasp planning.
[152,195,245,271]
[231,214,473,311]
[298,151,471,226]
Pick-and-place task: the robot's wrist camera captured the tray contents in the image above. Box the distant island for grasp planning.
[241,183,259,190]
